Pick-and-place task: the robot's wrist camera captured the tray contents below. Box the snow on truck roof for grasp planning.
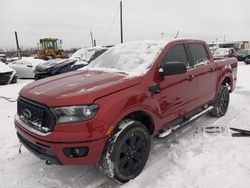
[83,40,168,76]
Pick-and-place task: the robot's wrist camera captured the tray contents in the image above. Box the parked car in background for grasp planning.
[0,61,17,84]
[245,55,250,64]
[8,57,45,79]
[0,54,7,64]
[235,49,250,61]
[34,46,109,80]
[213,48,236,58]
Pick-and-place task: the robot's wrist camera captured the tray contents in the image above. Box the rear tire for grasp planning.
[100,119,150,183]
[210,85,230,117]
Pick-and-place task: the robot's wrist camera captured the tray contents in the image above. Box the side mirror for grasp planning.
[159,62,187,76]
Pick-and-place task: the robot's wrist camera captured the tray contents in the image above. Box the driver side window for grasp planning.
[162,44,189,68]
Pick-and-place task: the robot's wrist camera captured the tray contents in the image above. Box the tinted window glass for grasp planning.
[89,49,107,63]
[57,64,71,73]
[188,44,209,66]
[162,44,189,67]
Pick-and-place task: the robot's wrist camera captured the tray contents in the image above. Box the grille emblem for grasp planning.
[23,109,32,119]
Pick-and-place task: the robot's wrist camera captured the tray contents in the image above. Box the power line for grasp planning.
[99,4,120,43]
[74,32,91,47]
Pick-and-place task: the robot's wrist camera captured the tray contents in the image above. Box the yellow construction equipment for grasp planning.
[36,38,68,60]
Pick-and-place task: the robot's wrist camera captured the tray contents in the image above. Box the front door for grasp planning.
[157,44,197,124]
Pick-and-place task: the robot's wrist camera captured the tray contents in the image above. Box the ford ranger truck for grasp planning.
[15,39,238,183]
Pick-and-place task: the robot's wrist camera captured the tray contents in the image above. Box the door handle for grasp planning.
[27,65,33,68]
[186,75,195,81]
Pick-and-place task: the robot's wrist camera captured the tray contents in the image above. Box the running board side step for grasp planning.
[156,106,213,139]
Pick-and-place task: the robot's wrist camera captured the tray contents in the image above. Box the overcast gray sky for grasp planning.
[1,0,250,50]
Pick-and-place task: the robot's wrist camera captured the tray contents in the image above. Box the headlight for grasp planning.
[52,104,99,124]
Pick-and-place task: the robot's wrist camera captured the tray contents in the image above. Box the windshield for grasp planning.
[83,41,165,76]
[70,48,95,62]
[213,48,230,56]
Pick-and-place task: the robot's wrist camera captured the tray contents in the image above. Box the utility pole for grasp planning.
[174,30,180,39]
[120,0,123,43]
[90,31,94,47]
[161,33,165,39]
[15,31,21,59]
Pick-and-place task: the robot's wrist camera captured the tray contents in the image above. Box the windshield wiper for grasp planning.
[116,71,128,75]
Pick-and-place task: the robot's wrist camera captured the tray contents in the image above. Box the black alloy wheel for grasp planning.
[117,131,147,177]
[100,120,150,183]
[210,85,230,117]
[218,89,229,115]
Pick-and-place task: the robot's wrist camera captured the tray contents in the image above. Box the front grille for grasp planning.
[34,73,50,80]
[17,97,56,133]
[0,72,12,84]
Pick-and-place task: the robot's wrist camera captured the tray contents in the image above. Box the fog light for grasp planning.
[63,147,89,158]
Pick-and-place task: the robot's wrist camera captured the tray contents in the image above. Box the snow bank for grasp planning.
[125,134,250,188]
[83,41,166,76]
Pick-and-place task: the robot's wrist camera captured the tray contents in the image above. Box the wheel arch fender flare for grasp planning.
[110,105,159,135]
[216,72,233,97]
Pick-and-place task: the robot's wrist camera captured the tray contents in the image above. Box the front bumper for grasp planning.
[17,132,61,164]
[245,59,250,64]
[15,120,107,165]
[34,72,52,80]
[0,72,17,84]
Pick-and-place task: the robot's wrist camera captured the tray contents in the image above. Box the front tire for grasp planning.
[210,85,230,117]
[100,119,150,183]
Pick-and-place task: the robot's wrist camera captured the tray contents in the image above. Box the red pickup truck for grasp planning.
[15,39,237,183]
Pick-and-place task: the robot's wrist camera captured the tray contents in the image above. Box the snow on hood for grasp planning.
[20,70,142,106]
[36,58,75,70]
[10,57,45,66]
[0,62,15,73]
[82,41,166,76]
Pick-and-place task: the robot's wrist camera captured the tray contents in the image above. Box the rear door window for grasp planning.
[162,44,189,68]
[187,44,209,67]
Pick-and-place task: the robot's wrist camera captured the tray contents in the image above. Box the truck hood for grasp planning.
[20,70,142,106]
[0,63,15,73]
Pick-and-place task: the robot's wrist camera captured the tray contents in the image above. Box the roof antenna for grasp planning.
[174,30,180,39]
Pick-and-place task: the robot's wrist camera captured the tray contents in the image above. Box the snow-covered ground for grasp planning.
[0,62,250,188]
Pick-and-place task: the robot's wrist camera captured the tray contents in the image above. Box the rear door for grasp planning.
[158,44,197,124]
[186,43,217,106]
